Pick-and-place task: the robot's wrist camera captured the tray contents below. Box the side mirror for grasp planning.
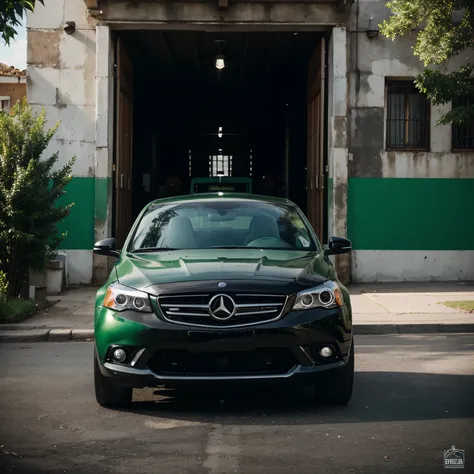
[93,238,120,258]
[325,236,352,256]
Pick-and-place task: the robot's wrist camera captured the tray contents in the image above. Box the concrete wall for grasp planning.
[26,0,474,284]
[27,0,97,284]
[327,27,350,283]
[27,0,353,286]
[347,0,474,282]
[93,1,348,26]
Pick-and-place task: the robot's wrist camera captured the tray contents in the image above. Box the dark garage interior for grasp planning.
[114,30,327,239]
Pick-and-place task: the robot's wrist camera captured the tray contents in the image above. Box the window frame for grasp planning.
[385,79,431,152]
[451,93,474,152]
[209,154,233,177]
[0,96,11,112]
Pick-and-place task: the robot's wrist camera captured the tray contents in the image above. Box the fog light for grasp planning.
[112,348,127,362]
[319,346,333,358]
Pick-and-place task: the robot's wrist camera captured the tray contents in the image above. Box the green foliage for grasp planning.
[0,99,75,298]
[442,300,474,312]
[380,0,474,125]
[0,0,44,45]
[0,297,37,323]
[0,270,8,295]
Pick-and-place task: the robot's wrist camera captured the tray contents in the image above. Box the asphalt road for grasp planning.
[0,335,473,474]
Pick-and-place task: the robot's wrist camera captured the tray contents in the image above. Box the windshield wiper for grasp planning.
[209,245,248,249]
[130,247,180,253]
[210,245,303,250]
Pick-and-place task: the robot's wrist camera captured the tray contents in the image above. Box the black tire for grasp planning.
[313,341,354,405]
[94,352,133,408]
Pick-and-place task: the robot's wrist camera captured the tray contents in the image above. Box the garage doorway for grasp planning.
[112,30,328,248]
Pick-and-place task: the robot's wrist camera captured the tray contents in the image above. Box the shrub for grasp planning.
[0,298,37,324]
[0,99,75,298]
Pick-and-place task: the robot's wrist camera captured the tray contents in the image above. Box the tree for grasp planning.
[0,99,75,298]
[0,0,43,45]
[380,0,474,125]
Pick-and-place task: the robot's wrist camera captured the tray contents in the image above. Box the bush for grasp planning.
[0,298,37,324]
[0,99,75,298]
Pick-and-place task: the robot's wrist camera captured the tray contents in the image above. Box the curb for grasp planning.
[0,328,94,342]
[354,323,474,335]
[0,324,474,342]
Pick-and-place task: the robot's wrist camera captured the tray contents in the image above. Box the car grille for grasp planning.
[157,293,288,328]
[147,348,297,376]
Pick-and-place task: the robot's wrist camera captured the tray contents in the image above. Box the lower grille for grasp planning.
[157,293,288,328]
[147,348,297,376]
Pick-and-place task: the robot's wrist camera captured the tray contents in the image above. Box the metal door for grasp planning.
[306,38,326,240]
[115,37,134,249]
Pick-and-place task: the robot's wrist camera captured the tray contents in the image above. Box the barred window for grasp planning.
[209,154,232,177]
[452,96,474,150]
[386,80,430,150]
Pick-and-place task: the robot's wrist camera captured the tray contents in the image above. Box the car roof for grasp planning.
[147,193,295,207]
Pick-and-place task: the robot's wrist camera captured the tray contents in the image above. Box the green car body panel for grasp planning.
[190,177,252,194]
[94,248,352,362]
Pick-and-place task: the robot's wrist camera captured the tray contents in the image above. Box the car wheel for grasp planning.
[313,341,354,405]
[94,351,133,408]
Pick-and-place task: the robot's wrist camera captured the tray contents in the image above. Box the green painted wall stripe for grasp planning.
[56,177,108,250]
[95,177,111,223]
[327,176,333,241]
[348,178,474,250]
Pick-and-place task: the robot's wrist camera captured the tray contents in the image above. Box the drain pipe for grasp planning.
[355,0,360,106]
[284,102,290,198]
[344,0,360,285]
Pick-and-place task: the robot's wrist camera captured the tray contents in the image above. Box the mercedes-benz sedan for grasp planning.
[93,193,354,408]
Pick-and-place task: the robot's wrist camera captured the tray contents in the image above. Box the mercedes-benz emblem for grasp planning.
[209,294,236,321]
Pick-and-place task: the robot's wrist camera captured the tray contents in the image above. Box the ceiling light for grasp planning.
[215,54,225,70]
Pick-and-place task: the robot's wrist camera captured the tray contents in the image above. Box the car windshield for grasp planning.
[127,199,319,252]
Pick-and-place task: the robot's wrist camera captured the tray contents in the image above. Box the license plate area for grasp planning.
[187,330,255,351]
[187,330,255,343]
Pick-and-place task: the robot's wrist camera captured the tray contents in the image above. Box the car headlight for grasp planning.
[103,283,152,313]
[292,281,344,310]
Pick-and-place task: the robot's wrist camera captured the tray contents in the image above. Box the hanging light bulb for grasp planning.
[215,54,225,70]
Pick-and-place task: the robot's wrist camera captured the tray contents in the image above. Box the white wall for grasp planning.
[353,251,474,282]
[27,0,97,284]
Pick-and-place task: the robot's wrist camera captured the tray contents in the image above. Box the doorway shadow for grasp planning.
[123,370,474,425]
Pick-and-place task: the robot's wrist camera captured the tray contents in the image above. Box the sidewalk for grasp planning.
[0,282,473,341]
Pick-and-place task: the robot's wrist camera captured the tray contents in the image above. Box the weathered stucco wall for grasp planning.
[327,26,350,283]
[27,1,354,286]
[347,0,474,282]
[26,0,474,284]
[27,0,97,284]
[93,1,348,27]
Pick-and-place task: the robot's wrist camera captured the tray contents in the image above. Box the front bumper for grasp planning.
[95,305,352,388]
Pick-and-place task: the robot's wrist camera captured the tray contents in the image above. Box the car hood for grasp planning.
[115,249,331,295]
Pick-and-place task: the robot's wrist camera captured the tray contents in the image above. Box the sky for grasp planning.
[0,23,27,69]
